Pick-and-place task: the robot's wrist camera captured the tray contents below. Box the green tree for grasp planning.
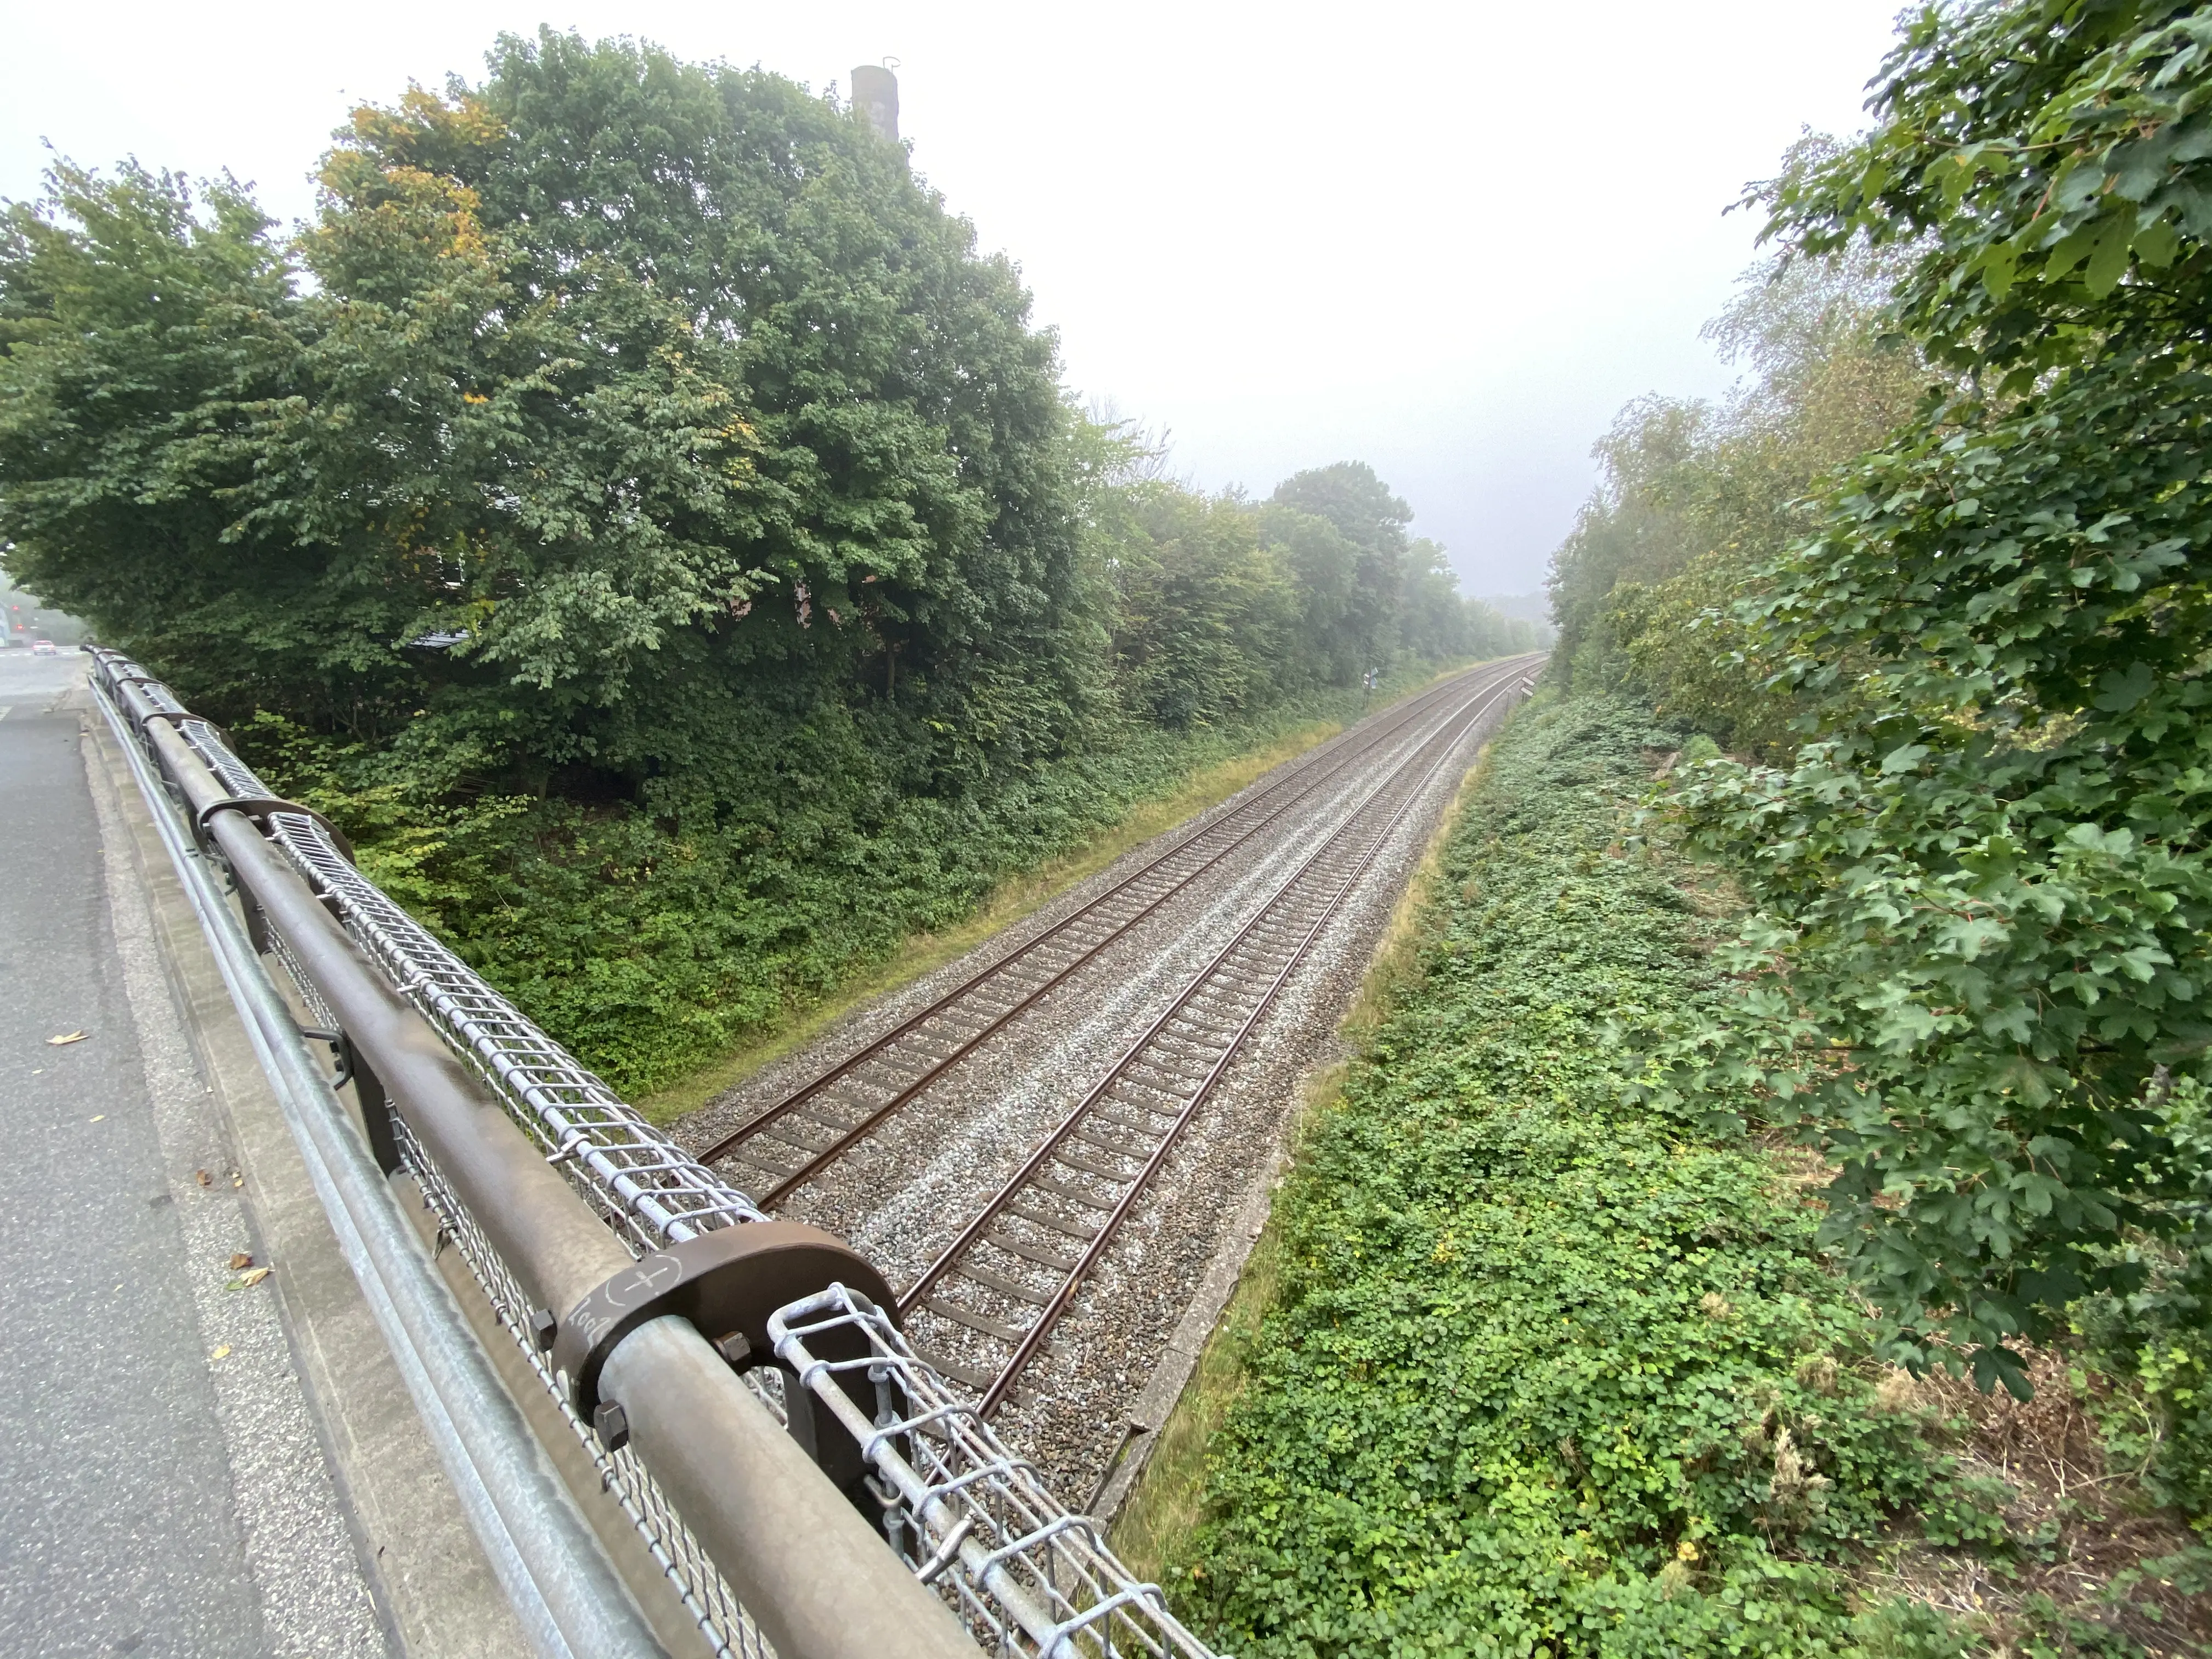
[1269,461,1409,680]
[1657,0,2212,1402]
[2,31,1086,805]
[1547,218,1928,746]
[1108,482,1297,727]
[1255,501,1364,685]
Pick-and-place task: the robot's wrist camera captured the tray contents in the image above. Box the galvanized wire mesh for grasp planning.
[383,1103,773,1659]
[93,651,1222,1658]
[772,1287,1214,1659]
[179,738,768,1255]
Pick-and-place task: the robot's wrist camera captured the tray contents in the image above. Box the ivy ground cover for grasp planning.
[1174,696,2004,1657]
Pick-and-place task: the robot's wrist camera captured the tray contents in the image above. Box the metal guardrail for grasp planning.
[88,650,1220,1659]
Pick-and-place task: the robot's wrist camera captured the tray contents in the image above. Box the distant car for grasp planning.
[31,639,57,656]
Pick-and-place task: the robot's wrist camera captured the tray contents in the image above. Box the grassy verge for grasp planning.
[639,663,1483,1123]
[642,714,1339,1124]
[1130,692,2204,1658]
[1115,715,1502,1577]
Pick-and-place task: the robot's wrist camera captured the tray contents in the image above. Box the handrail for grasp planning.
[90,650,978,1659]
[88,666,668,1659]
[87,647,1218,1659]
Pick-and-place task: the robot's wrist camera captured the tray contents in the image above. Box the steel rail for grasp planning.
[701,654,1542,1199]
[698,659,1524,1179]
[900,667,1531,1412]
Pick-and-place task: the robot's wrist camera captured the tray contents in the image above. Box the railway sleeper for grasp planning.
[1158,1027,1233,1059]
[1005,1199,1100,1240]
[1052,1143,1145,1182]
[924,1295,1031,1347]
[1093,1098,1177,1134]
[1069,1122,1143,1157]
[748,1121,832,1156]
[918,1348,1000,1392]
[942,990,1022,1023]
[1124,1070,1194,1097]
[723,1145,801,1181]
[1110,1081,1195,1115]
[785,1102,866,1134]
[1205,966,1271,992]
[983,1230,1080,1273]
[1184,994,1257,1029]
[951,1261,1055,1306]
[844,1060,916,1094]
[1030,1171,1123,1212]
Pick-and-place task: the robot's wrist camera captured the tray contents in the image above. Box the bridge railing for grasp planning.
[89,648,1216,1659]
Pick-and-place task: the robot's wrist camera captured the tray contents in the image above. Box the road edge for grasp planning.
[77,684,534,1659]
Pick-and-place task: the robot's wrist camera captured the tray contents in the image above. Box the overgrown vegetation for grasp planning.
[1155,3,2212,1647]
[1167,698,2197,1654]
[0,29,1539,1091]
[1542,0,2212,1547]
[1635,0,2212,1412]
[1164,698,2206,1655]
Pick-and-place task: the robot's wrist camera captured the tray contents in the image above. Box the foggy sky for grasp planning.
[0,1,1908,598]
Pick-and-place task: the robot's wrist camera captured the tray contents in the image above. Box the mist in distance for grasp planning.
[0,0,1906,600]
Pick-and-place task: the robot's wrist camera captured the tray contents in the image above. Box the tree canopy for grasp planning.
[2,31,1084,808]
[1641,0,2212,1401]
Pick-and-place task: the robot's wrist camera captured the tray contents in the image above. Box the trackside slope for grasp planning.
[1165,696,2047,1657]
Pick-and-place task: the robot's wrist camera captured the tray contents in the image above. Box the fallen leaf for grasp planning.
[194,1170,213,1187]
[209,1345,231,1362]
[234,1267,271,1288]
[227,1252,253,1271]
[46,1030,87,1046]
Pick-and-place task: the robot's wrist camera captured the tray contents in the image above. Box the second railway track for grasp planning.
[697,656,1538,1204]
[894,662,1533,1407]
[685,656,1537,1435]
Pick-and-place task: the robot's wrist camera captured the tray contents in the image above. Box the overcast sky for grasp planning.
[0,1,1907,597]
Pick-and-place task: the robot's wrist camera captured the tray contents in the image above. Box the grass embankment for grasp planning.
[1124,694,2205,1658]
[274,664,1477,1112]
[639,699,1389,1124]
[1116,708,1494,1578]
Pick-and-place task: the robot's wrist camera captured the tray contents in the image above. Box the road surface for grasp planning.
[0,650,385,1658]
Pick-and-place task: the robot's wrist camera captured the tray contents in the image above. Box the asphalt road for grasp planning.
[0,652,382,1658]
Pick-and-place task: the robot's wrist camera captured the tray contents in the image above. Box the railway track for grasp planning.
[698,656,1540,1204]
[893,664,1533,1410]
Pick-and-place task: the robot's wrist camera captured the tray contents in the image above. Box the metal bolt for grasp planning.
[712,1330,752,1366]
[592,1400,629,1452]
[529,1307,557,1352]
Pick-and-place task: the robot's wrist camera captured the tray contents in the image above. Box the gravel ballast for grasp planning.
[679,663,1532,1500]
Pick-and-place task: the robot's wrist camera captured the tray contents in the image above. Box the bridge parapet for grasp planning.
[90,648,1217,1659]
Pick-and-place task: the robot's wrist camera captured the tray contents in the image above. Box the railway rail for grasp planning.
[893,661,1532,1410]
[699,655,1541,1207]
